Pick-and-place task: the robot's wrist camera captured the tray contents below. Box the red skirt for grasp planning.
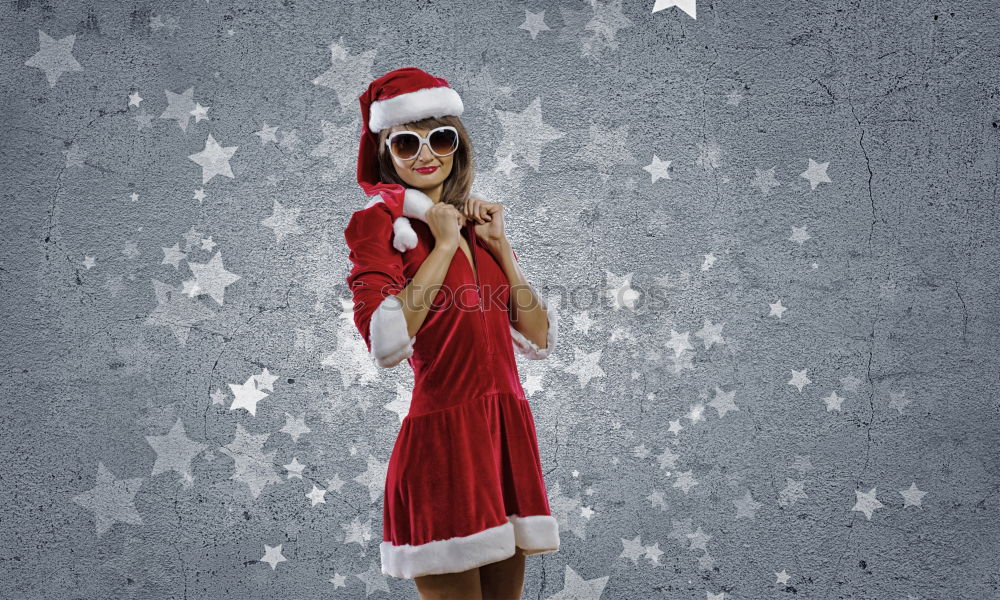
[380,390,560,579]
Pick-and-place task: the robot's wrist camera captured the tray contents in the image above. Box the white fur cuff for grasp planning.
[510,296,558,360]
[369,294,415,368]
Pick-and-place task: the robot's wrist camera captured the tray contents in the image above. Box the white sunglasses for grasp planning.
[385,126,460,160]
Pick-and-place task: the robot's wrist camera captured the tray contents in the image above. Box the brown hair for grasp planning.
[376,115,475,211]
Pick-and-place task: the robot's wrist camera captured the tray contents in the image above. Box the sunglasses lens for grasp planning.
[390,133,421,159]
[429,128,458,155]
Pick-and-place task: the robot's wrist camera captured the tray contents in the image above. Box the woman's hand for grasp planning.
[463,195,507,248]
[425,201,465,251]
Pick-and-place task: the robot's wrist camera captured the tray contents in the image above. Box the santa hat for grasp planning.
[357,67,465,252]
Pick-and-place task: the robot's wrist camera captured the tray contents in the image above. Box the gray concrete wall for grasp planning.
[2,0,998,598]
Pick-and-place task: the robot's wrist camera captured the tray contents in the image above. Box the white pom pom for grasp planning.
[392,216,418,252]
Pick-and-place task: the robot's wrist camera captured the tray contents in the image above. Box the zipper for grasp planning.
[465,223,493,357]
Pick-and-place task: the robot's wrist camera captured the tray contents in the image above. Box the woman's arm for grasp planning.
[396,241,458,338]
[490,239,550,351]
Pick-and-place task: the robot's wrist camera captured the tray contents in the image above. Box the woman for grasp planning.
[344,67,560,599]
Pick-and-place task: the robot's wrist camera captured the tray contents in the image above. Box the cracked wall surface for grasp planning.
[2,0,999,598]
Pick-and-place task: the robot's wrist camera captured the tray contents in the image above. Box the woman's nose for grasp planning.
[417,142,435,161]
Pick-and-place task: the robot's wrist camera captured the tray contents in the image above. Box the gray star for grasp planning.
[260,199,303,242]
[563,347,605,388]
[161,242,186,269]
[280,413,311,443]
[620,534,645,564]
[733,490,762,519]
[145,418,208,479]
[160,87,196,131]
[585,0,634,43]
[63,142,87,168]
[548,565,609,600]
[133,110,154,130]
[311,37,376,108]
[708,385,739,418]
[219,424,282,499]
[750,166,781,195]
[144,279,216,345]
[494,97,565,171]
[253,122,279,145]
[520,10,551,39]
[695,318,726,348]
[354,560,392,595]
[899,482,928,507]
[840,373,863,394]
[25,30,83,87]
[72,461,144,537]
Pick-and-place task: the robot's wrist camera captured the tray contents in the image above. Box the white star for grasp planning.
[606,270,641,310]
[789,225,811,244]
[652,0,697,19]
[643,155,672,182]
[563,346,605,388]
[800,158,832,190]
[284,456,306,479]
[186,251,241,305]
[188,133,238,184]
[228,375,268,416]
[851,486,884,520]
[822,390,844,411]
[260,544,287,570]
[306,484,328,506]
[128,91,143,107]
[768,299,788,318]
[788,369,812,392]
[190,102,211,123]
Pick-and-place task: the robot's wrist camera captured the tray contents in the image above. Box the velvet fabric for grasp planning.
[343,200,560,579]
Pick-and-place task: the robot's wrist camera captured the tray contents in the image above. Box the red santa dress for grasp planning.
[344,186,560,579]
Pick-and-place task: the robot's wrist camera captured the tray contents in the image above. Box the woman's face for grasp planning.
[387,124,454,192]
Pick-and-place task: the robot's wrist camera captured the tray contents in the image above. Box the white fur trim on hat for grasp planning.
[369,294,415,368]
[510,293,558,360]
[368,86,464,133]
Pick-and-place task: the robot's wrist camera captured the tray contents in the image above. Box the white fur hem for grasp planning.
[380,514,559,579]
[368,86,465,133]
[510,297,558,360]
[369,294,414,368]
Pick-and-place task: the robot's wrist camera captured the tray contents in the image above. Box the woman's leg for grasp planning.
[414,564,483,600]
[478,547,526,600]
